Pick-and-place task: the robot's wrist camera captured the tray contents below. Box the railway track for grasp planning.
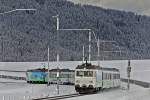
[0,75,26,80]
[0,70,25,72]
[0,81,26,84]
[32,93,86,100]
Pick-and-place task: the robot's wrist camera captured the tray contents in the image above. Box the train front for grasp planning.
[75,63,97,93]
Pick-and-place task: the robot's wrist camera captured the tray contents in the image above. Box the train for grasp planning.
[48,69,75,85]
[26,68,75,85]
[26,68,47,84]
[75,62,120,93]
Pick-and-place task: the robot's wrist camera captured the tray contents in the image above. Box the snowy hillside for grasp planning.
[67,0,150,16]
[1,0,150,61]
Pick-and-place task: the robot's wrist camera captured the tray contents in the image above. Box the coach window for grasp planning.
[110,74,112,80]
[114,74,116,79]
[103,73,106,80]
[109,74,111,80]
[117,74,118,79]
[93,71,96,77]
[106,73,108,79]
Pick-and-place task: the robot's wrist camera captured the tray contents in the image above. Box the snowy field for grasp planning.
[0,81,149,100]
[0,60,150,82]
[0,80,75,100]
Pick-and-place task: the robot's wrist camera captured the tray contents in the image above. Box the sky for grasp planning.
[67,0,150,16]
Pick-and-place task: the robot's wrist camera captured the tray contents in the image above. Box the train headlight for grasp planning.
[76,80,80,83]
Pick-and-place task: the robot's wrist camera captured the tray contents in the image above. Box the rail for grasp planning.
[0,75,26,80]
[121,78,150,88]
[32,93,85,100]
[0,70,26,72]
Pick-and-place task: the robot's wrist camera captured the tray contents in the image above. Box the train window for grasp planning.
[106,73,108,80]
[108,74,111,80]
[116,74,118,79]
[113,74,116,79]
[84,71,93,77]
[93,71,96,77]
[116,74,120,79]
[76,71,84,77]
[110,74,112,80]
[103,73,107,80]
[50,74,56,78]
[76,71,93,77]
[103,73,106,80]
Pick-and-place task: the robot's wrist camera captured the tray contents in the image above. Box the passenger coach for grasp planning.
[26,68,74,85]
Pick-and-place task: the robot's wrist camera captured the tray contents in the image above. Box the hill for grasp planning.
[67,0,150,16]
[0,0,150,61]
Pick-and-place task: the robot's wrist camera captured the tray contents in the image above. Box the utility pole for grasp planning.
[97,38,100,67]
[127,60,131,90]
[1,36,3,61]
[47,47,50,86]
[56,15,60,95]
[53,15,92,63]
[82,45,85,63]
[56,69,60,95]
[89,31,91,63]
[52,15,60,95]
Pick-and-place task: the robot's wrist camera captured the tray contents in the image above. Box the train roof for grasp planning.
[76,63,100,69]
[27,68,74,72]
[76,63,119,72]
[27,68,48,72]
[49,69,74,72]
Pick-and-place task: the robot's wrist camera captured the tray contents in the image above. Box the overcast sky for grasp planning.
[67,0,150,16]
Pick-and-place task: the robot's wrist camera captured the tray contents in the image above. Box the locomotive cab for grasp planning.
[75,62,120,94]
[75,63,100,93]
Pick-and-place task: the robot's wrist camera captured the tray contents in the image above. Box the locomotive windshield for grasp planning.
[76,71,84,77]
[76,71,93,77]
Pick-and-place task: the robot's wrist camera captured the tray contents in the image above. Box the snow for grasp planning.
[0,81,75,100]
[67,0,150,16]
[0,81,149,100]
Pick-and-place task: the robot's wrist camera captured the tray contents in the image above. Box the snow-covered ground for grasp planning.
[0,81,149,100]
[0,80,75,100]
